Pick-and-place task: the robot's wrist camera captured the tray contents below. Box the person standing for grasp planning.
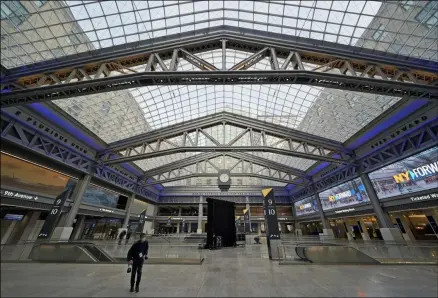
[125,230,132,245]
[118,230,127,245]
[127,233,149,293]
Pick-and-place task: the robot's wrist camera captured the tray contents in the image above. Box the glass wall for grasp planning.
[368,146,438,199]
[0,153,69,197]
[294,196,318,216]
[318,177,370,211]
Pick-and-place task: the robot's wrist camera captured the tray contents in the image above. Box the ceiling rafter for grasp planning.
[97,112,352,166]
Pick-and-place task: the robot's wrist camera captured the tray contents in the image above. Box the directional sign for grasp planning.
[37,189,71,240]
[1,189,39,201]
[137,209,147,233]
[262,188,281,260]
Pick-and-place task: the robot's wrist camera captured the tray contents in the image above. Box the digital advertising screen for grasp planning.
[368,146,438,200]
[65,179,120,209]
[0,153,70,197]
[318,177,370,211]
[294,196,318,216]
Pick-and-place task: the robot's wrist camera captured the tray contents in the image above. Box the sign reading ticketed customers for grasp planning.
[37,189,71,240]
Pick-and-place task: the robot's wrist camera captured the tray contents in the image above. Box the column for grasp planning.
[118,193,135,237]
[54,174,91,240]
[197,196,203,234]
[314,192,334,239]
[291,203,301,236]
[19,211,41,242]
[71,215,86,240]
[360,173,404,242]
[146,204,157,235]
[176,207,182,233]
[245,196,251,231]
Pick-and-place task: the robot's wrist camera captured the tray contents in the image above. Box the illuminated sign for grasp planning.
[99,208,114,213]
[410,193,438,202]
[1,190,39,201]
[393,161,438,183]
[299,203,312,210]
[334,208,355,214]
[328,190,354,202]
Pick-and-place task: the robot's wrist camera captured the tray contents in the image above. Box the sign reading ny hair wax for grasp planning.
[262,188,280,240]
[137,209,147,233]
[37,189,71,240]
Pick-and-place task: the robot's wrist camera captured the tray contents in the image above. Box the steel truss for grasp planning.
[137,151,308,187]
[291,119,438,201]
[0,112,159,202]
[99,112,353,170]
[158,195,291,205]
[1,32,437,107]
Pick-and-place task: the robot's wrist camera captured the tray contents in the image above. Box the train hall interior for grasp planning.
[0,1,437,297]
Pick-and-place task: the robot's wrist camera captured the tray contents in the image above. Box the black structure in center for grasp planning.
[206,198,236,248]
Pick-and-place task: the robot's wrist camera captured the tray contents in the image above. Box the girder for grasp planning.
[141,151,307,186]
[4,27,437,79]
[2,31,437,107]
[98,112,352,166]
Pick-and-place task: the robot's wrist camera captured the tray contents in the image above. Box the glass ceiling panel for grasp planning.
[1,1,437,68]
[1,0,432,184]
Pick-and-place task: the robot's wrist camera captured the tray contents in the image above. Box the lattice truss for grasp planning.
[98,113,354,187]
[2,40,437,103]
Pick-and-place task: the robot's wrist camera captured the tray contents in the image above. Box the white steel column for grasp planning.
[197,196,203,234]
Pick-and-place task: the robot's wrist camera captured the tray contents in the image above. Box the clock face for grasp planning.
[219,173,229,183]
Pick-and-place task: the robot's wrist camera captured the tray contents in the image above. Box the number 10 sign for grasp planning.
[37,189,72,240]
[261,188,280,240]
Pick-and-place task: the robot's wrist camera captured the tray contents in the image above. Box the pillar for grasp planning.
[19,211,41,242]
[71,215,86,240]
[360,173,403,241]
[292,203,301,236]
[176,207,182,233]
[197,196,203,234]
[147,204,157,235]
[123,193,135,228]
[358,218,371,241]
[53,174,91,240]
[314,192,334,239]
[245,196,251,232]
[118,193,135,237]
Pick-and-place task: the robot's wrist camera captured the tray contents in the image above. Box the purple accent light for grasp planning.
[346,99,428,150]
[304,99,428,179]
[29,103,103,150]
[28,103,162,190]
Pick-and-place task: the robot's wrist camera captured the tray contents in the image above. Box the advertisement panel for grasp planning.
[294,196,318,216]
[65,179,123,209]
[368,146,438,200]
[318,177,370,211]
[0,153,69,197]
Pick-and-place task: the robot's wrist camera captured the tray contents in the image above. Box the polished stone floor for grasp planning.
[1,249,437,297]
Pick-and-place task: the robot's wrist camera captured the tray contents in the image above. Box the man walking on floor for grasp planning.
[127,233,149,293]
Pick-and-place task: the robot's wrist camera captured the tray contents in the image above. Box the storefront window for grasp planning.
[368,146,438,199]
[318,177,370,211]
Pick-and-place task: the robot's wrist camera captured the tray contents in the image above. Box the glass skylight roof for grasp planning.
[1,1,437,68]
[1,1,435,188]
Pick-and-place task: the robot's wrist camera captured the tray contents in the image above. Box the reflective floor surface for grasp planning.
[1,248,437,297]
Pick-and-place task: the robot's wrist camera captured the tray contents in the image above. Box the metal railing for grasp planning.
[278,239,438,264]
[1,240,204,263]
